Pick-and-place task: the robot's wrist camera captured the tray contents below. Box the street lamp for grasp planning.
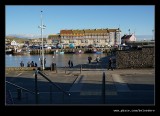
[38,11,46,70]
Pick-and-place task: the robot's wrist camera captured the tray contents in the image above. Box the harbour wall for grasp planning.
[116,47,155,68]
[30,48,111,54]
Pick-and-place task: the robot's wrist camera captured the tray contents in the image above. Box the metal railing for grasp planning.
[5,81,36,104]
[102,72,106,104]
[6,90,14,104]
[35,69,70,104]
[6,81,36,94]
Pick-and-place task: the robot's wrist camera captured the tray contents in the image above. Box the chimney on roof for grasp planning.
[128,29,130,35]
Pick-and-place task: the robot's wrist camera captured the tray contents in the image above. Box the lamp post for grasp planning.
[38,11,46,70]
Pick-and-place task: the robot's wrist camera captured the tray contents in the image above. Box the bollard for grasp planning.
[51,63,55,71]
[17,88,22,100]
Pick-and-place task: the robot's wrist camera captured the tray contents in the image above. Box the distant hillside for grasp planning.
[5,36,31,43]
[6,34,48,39]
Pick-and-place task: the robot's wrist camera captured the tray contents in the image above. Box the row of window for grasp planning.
[50,35,122,40]
[61,36,111,39]
[60,39,112,43]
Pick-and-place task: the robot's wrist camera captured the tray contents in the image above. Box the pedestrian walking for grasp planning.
[70,61,73,68]
[108,58,113,70]
[68,60,71,68]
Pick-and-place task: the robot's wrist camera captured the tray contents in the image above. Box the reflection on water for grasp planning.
[5,53,107,67]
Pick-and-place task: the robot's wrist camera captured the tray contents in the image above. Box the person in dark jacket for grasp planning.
[27,61,31,67]
[68,60,71,68]
[70,61,73,68]
[20,61,24,67]
[31,61,34,67]
[35,62,37,67]
[108,58,113,70]
[88,56,92,64]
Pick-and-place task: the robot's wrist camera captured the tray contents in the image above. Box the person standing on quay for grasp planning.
[27,61,31,67]
[40,58,43,66]
[108,58,113,71]
[44,58,46,68]
[96,55,100,63]
[35,62,37,67]
[70,60,73,68]
[88,56,92,64]
[20,61,24,67]
[31,61,34,67]
[68,60,71,68]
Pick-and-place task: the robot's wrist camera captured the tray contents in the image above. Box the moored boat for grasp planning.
[95,51,103,54]
[6,49,13,54]
[13,49,30,55]
[75,50,84,54]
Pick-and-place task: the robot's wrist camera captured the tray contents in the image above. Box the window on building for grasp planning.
[85,39,88,43]
[81,39,85,43]
[97,39,100,43]
[105,39,109,42]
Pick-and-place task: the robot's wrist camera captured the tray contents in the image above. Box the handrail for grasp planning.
[6,90,14,104]
[102,72,106,104]
[37,70,70,96]
[6,81,36,94]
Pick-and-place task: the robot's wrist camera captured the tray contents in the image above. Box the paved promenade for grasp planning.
[5,67,155,105]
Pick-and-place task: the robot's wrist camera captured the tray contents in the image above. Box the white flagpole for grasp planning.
[38,11,46,70]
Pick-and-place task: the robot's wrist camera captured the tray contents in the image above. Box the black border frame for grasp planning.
[1,0,159,113]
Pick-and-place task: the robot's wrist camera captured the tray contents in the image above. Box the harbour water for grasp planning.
[5,53,108,67]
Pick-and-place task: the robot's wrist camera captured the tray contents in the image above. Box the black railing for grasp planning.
[6,90,14,104]
[6,81,36,104]
[37,70,70,96]
[35,69,70,104]
[6,81,35,94]
[102,72,106,104]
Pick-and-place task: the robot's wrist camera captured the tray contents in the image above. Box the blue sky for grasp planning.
[6,5,154,40]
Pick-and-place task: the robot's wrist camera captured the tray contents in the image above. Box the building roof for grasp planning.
[72,30,84,36]
[121,34,132,40]
[59,28,121,36]
[108,28,121,32]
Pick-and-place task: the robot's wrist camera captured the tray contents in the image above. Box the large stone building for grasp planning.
[48,28,121,48]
